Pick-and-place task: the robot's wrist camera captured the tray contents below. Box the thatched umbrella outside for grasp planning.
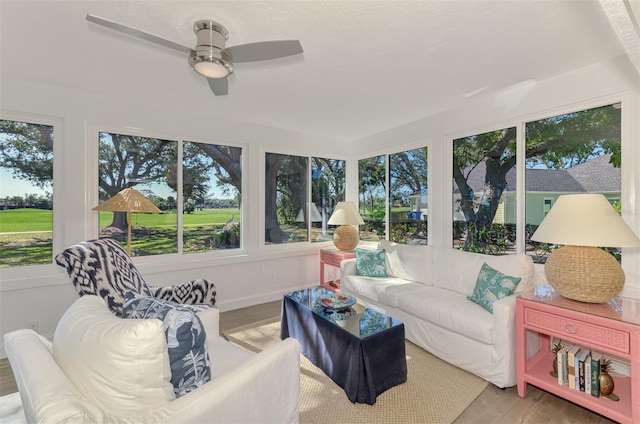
[93,187,162,255]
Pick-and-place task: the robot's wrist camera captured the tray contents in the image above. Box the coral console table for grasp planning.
[516,285,640,424]
[320,248,356,292]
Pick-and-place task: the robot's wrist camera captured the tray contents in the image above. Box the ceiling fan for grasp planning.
[86,14,304,96]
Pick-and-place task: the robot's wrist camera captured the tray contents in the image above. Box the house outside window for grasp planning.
[97,132,242,256]
[451,104,621,260]
[452,127,517,255]
[0,119,55,268]
[525,103,621,263]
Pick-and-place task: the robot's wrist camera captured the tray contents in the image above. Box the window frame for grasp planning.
[356,139,431,246]
[445,94,634,263]
[543,197,554,217]
[0,110,64,285]
[260,146,349,252]
[87,123,248,264]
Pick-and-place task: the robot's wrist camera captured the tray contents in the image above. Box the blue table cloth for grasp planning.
[281,290,407,404]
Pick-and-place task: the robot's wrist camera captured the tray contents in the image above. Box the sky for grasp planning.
[1,167,231,200]
[0,167,50,197]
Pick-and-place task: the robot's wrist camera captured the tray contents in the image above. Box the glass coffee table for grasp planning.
[281,286,407,405]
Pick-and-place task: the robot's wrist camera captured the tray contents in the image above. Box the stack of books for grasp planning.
[556,343,603,397]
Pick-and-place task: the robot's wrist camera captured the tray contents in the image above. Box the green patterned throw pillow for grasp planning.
[467,262,521,313]
[355,248,387,277]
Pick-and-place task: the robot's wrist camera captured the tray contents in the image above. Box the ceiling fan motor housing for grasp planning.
[189,20,234,78]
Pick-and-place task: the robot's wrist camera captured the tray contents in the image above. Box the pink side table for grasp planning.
[319,248,356,293]
[516,286,640,424]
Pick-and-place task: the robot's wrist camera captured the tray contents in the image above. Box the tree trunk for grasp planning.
[264,155,288,243]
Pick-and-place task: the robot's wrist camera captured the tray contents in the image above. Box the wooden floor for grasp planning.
[0,300,615,423]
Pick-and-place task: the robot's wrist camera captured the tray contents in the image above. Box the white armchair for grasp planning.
[4,296,300,423]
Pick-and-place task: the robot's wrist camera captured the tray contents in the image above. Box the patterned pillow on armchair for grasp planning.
[55,238,152,316]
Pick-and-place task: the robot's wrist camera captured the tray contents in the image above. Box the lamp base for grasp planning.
[544,245,624,303]
[333,225,360,251]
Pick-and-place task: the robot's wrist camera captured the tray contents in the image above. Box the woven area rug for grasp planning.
[224,317,489,424]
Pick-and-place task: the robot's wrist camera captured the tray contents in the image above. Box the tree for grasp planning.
[98,133,179,229]
[358,156,386,215]
[311,157,345,219]
[390,147,428,206]
[453,104,621,251]
[265,153,307,244]
[0,120,53,188]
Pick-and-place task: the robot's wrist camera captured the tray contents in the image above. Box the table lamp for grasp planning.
[93,187,162,255]
[295,202,323,222]
[530,193,640,303]
[327,201,365,251]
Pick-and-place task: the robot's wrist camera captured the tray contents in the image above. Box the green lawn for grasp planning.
[0,208,54,232]
[0,208,240,232]
[99,208,241,227]
[0,208,240,267]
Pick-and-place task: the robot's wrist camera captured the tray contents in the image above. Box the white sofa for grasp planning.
[341,240,542,388]
[3,296,300,424]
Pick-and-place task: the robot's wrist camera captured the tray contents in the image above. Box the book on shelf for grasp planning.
[567,345,580,389]
[557,344,570,386]
[584,351,592,393]
[590,351,603,397]
[576,348,589,391]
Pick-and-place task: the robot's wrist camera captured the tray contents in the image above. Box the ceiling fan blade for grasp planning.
[86,14,193,55]
[224,40,303,63]
[207,77,229,96]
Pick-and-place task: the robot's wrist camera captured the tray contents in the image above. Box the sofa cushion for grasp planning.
[378,240,433,285]
[467,262,521,313]
[355,248,387,277]
[431,247,534,296]
[53,295,175,418]
[122,291,211,397]
[395,286,495,344]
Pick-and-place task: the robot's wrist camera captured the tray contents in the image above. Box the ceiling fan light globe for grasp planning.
[190,56,233,78]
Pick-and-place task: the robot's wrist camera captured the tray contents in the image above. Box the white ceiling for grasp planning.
[1,0,638,141]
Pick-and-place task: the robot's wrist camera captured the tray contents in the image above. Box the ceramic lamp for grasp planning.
[327,201,365,251]
[531,193,640,303]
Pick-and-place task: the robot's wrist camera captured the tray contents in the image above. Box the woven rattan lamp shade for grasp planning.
[531,193,640,303]
[93,188,162,214]
[328,201,365,251]
[93,188,161,255]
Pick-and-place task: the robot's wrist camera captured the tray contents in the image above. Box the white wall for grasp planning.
[0,76,347,357]
[352,55,640,299]
[2,54,639,359]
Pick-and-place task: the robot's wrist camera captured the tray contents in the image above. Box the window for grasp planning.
[311,158,345,243]
[264,154,346,245]
[97,131,242,256]
[265,153,308,244]
[543,198,553,217]
[183,142,242,252]
[0,119,54,267]
[359,155,386,242]
[525,104,621,263]
[389,147,428,244]
[359,146,428,245]
[452,128,517,254]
